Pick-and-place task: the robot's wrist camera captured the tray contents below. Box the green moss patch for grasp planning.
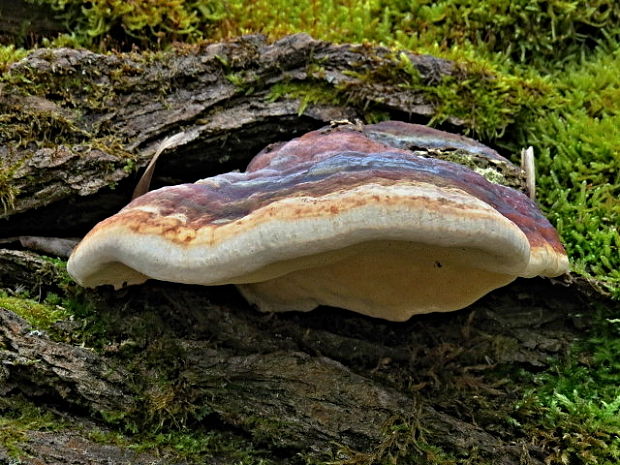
[29,0,226,50]
[0,291,71,332]
[0,395,67,458]
[213,0,620,69]
[123,430,272,464]
[25,0,620,73]
[0,45,28,72]
[268,81,345,115]
[519,47,620,297]
[0,159,23,214]
[0,395,268,463]
[513,307,620,464]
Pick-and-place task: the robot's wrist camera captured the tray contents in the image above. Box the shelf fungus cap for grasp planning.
[67,122,569,321]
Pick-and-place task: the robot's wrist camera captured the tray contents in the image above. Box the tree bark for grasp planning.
[0,0,66,47]
[0,249,591,464]
[1,33,453,237]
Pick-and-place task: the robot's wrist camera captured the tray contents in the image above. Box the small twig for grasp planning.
[0,236,79,257]
[521,146,536,200]
[132,131,188,199]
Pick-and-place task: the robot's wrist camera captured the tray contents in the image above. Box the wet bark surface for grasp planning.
[0,36,612,464]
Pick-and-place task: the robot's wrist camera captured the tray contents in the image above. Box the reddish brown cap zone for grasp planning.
[133,124,562,256]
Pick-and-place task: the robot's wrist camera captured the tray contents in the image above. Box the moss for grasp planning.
[0,290,71,333]
[325,415,458,465]
[398,51,555,139]
[0,395,267,463]
[0,160,23,214]
[123,430,272,463]
[212,0,620,68]
[515,47,620,297]
[4,62,116,113]
[268,81,346,115]
[0,58,137,208]
[512,305,620,464]
[391,0,620,69]
[0,45,28,73]
[25,0,620,70]
[30,0,227,50]
[0,395,68,458]
[0,109,91,148]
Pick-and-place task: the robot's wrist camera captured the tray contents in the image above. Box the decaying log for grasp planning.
[0,430,188,465]
[1,33,453,236]
[0,308,135,414]
[0,249,67,295]
[0,244,588,463]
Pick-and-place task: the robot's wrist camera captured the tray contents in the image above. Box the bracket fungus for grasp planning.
[67,121,569,321]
